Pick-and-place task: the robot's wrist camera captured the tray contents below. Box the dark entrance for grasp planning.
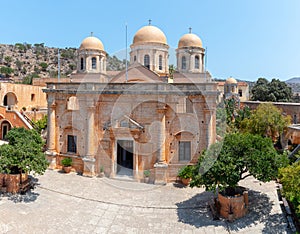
[117,140,133,176]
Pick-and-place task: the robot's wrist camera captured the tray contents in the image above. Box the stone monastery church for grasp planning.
[44,23,219,183]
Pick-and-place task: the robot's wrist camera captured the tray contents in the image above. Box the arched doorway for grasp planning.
[1,120,12,140]
[3,92,18,110]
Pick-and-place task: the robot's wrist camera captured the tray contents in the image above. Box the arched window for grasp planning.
[144,55,150,69]
[80,58,84,70]
[91,57,97,69]
[134,55,137,62]
[159,55,163,70]
[182,56,186,70]
[195,55,199,69]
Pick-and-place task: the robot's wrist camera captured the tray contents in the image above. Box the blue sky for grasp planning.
[2,0,300,81]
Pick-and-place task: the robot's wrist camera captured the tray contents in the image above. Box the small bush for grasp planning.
[61,158,72,167]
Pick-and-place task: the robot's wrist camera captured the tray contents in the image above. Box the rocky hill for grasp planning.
[0,43,126,83]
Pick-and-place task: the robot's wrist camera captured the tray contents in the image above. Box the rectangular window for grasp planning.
[186,98,193,113]
[238,89,243,97]
[67,135,77,153]
[179,141,191,161]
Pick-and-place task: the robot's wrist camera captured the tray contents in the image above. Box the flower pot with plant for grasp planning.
[144,170,150,183]
[99,166,105,178]
[178,165,193,186]
[61,158,72,173]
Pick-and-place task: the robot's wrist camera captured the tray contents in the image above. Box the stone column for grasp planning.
[83,102,96,177]
[154,106,168,184]
[46,96,57,169]
[199,53,203,72]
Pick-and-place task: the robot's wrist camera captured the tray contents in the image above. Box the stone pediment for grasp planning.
[110,63,165,83]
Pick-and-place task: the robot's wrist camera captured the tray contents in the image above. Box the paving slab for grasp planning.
[0,170,291,233]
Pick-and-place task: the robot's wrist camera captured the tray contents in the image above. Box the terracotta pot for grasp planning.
[0,173,6,187]
[63,166,72,173]
[181,178,191,186]
[5,174,21,194]
[99,172,105,178]
[218,187,248,220]
[144,177,150,183]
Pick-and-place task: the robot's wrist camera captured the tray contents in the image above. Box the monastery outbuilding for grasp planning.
[43,23,219,183]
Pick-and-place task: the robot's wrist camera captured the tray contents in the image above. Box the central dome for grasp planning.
[79,36,104,51]
[178,33,203,48]
[226,77,238,84]
[133,25,167,45]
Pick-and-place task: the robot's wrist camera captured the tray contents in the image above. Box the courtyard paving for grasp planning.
[0,169,291,233]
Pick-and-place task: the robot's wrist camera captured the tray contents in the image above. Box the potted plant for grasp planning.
[144,170,150,183]
[190,133,289,220]
[0,127,49,193]
[178,165,193,186]
[61,158,72,173]
[99,166,105,178]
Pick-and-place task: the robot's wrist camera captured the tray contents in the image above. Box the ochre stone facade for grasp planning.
[0,82,47,139]
[44,24,219,183]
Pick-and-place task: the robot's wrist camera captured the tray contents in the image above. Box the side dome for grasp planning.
[178,33,203,48]
[79,36,104,51]
[133,25,167,45]
[226,77,238,84]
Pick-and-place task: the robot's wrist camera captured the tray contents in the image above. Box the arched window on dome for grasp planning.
[92,57,97,69]
[144,55,150,69]
[159,55,163,70]
[80,58,84,70]
[195,55,200,69]
[182,56,186,70]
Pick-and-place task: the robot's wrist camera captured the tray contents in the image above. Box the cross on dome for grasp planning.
[189,27,192,34]
[148,19,152,25]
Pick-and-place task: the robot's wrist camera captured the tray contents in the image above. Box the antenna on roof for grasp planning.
[125,23,128,83]
[148,19,152,25]
[189,27,192,34]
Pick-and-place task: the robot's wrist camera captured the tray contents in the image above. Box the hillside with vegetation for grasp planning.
[0,43,126,84]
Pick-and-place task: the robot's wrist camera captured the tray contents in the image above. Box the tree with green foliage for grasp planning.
[32,115,47,134]
[0,127,48,175]
[216,99,251,135]
[251,78,292,102]
[190,133,288,192]
[4,56,12,65]
[39,62,48,71]
[0,66,14,77]
[15,59,23,71]
[279,162,300,218]
[15,43,26,52]
[240,103,290,143]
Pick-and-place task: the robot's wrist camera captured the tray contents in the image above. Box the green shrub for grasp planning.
[279,162,300,218]
[178,165,193,179]
[61,158,72,167]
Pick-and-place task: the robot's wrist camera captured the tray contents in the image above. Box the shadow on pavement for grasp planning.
[0,177,40,203]
[176,190,226,228]
[176,189,290,233]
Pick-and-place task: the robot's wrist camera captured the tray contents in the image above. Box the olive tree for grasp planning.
[190,133,288,192]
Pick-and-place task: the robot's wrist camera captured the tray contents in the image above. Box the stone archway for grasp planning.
[3,92,18,110]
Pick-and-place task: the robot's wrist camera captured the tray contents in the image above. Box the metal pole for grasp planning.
[58,48,61,81]
[125,24,128,83]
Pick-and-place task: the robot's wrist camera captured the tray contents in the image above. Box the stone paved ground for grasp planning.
[0,170,292,233]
